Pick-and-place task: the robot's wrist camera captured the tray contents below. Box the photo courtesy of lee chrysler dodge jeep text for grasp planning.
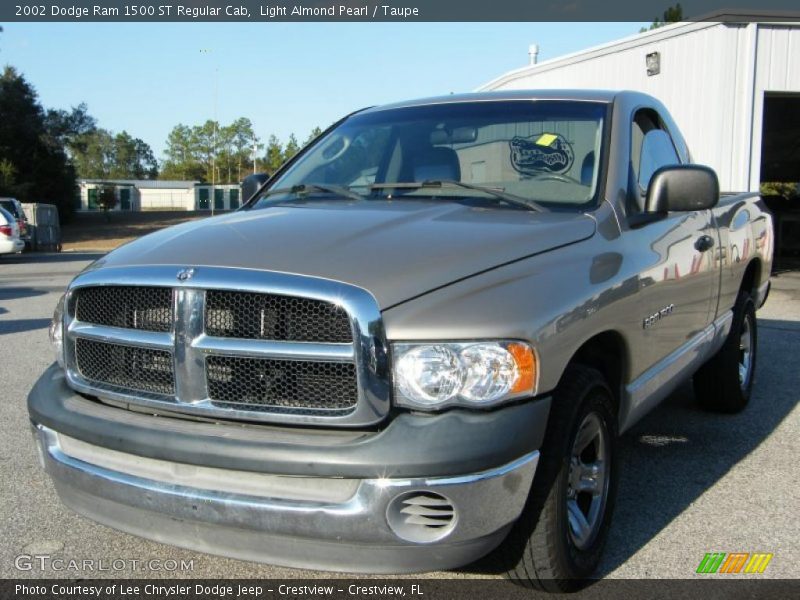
[29,90,773,591]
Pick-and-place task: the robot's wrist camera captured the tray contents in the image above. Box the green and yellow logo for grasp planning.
[696,552,773,574]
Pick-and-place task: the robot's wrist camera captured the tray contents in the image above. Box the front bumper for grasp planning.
[0,238,24,253]
[29,365,550,572]
[35,424,538,572]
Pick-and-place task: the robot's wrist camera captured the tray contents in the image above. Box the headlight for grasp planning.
[49,293,66,369]
[393,341,537,409]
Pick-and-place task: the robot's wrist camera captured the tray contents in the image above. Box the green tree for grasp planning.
[304,126,323,146]
[192,120,218,183]
[264,134,284,173]
[44,103,98,157]
[0,66,76,216]
[95,184,118,220]
[229,117,258,181]
[760,182,797,198]
[217,123,237,184]
[640,3,683,32]
[161,124,201,180]
[161,119,308,183]
[283,133,300,162]
[133,136,158,178]
[107,131,157,179]
[0,158,16,188]
[72,129,114,179]
[66,127,158,180]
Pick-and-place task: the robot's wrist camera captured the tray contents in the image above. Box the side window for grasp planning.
[631,110,681,194]
[638,130,680,190]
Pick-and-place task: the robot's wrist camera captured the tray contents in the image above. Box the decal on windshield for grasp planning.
[509,133,574,175]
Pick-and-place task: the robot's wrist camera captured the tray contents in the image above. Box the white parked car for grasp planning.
[0,206,25,255]
[0,197,30,244]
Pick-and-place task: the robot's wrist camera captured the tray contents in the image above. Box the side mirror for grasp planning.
[241,172,271,203]
[645,165,719,213]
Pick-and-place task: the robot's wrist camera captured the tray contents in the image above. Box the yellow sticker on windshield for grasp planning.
[535,133,558,147]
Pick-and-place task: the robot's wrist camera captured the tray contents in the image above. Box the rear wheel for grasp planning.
[498,366,618,592]
[694,290,757,413]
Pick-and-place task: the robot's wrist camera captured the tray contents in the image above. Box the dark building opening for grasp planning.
[760,93,800,270]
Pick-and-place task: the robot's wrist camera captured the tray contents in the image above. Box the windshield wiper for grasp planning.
[260,183,365,202]
[367,180,545,212]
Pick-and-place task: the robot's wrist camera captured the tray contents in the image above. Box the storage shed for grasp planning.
[76,180,242,212]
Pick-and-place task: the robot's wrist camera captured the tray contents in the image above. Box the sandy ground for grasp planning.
[60,211,206,251]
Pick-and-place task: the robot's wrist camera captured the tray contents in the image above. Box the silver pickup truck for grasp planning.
[29,90,772,590]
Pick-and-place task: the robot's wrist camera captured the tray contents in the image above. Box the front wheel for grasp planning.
[497,366,619,592]
[694,290,757,413]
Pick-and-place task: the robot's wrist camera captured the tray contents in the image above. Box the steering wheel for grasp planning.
[318,135,350,164]
[528,172,583,185]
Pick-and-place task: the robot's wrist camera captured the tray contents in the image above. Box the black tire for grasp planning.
[694,290,757,413]
[497,365,619,592]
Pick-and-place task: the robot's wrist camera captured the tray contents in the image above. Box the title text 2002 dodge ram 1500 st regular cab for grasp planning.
[29,91,772,591]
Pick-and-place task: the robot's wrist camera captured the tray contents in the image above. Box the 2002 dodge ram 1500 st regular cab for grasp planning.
[29,90,773,590]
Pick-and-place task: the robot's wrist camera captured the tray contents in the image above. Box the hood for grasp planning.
[95,200,596,309]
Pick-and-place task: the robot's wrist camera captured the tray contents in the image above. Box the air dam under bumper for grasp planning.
[34,424,539,573]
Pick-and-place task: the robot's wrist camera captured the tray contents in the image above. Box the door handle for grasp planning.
[695,235,715,252]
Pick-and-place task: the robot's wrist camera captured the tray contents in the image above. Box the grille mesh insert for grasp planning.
[206,356,357,411]
[74,286,173,332]
[205,291,352,343]
[75,338,175,395]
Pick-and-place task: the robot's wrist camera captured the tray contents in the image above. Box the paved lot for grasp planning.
[0,252,798,580]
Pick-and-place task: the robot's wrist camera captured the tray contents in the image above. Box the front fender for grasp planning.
[382,232,637,397]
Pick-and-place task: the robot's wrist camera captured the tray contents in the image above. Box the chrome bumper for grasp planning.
[35,424,538,573]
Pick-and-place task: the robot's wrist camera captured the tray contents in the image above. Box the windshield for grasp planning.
[253,100,607,211]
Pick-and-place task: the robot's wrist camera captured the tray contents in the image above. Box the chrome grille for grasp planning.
[206,356,357,411]
[205,290,352,343]
[62,267,389,426]
[73,286,173,332]
[74,338,175,395]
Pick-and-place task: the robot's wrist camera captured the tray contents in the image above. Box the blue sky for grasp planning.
[2,23,645,159]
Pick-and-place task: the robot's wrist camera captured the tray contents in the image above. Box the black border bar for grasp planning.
[3,1,800,22]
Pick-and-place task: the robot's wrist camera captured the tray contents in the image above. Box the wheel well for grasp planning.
[568,331,627,414]
[740,259,761,299]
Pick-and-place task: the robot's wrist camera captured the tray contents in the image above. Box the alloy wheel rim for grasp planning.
[738,314,753,390]
[566,411,610,550]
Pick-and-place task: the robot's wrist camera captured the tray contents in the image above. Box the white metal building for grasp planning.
[77,180,242,212]
[479,16,800,194]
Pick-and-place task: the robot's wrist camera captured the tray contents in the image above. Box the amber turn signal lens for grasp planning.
[508,342,536,394]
